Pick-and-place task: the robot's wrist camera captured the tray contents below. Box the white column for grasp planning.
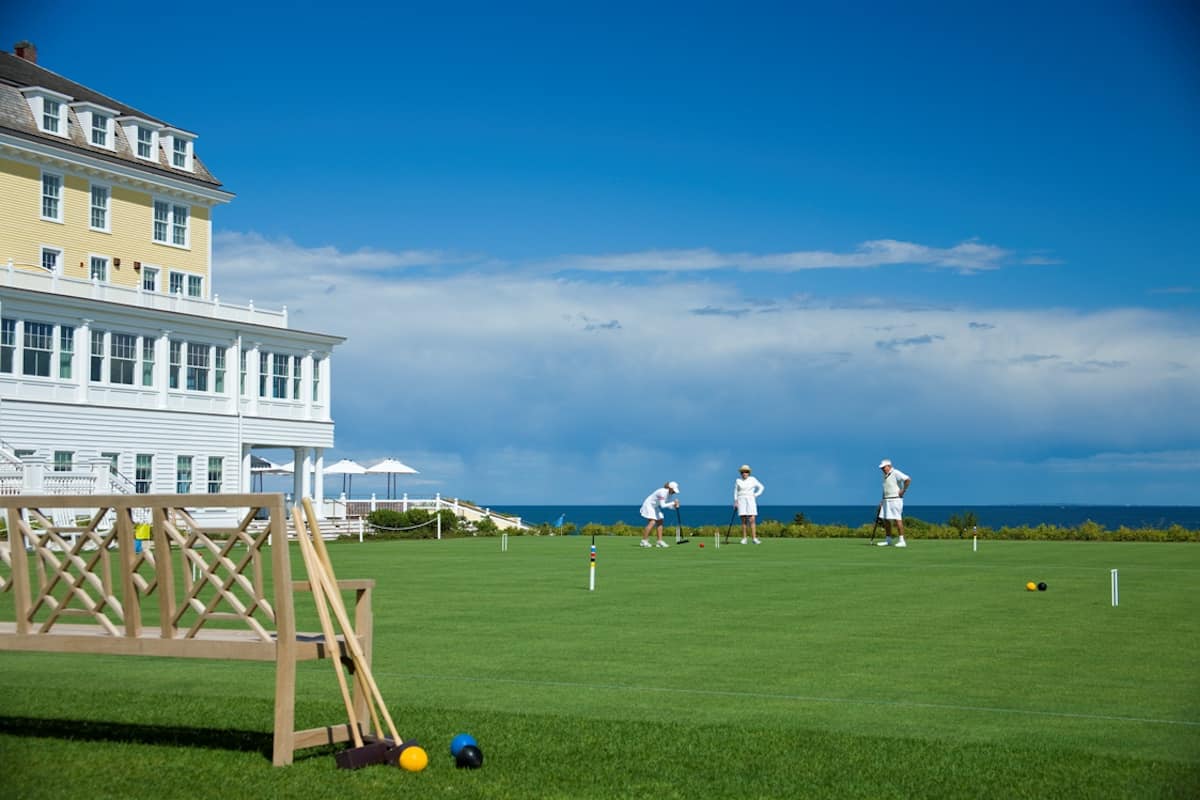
[76,319,92,403]
[313,446,325,509]
[156,329,171,408]
[248,342,261,415]
[302,447,314,499]
[302,350,314,420]
[320,354,331,420]
[241,444,252,493]
[292,446,305,503]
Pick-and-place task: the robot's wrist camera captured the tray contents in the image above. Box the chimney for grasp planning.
[14,41,37,64]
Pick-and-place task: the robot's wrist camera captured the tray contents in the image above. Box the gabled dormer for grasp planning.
[116,115,163,162]
[160,127,196,172]
[70,101,119,150]
[19,85,72,138]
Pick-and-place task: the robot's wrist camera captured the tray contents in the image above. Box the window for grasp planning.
[187,274,203,298]
[137,126,154,159]
[186,343,209,391]
[135,454,153,493]
[258,352,268,397]
[142,266,158,292]
[172,204,188,246]
[173,138,187,168]
[90,329,104,381]
[102,452,120,474]
[90,184,110,231]
[272,353,289,399]
[239,349,247,394]
[23,321,53,377]
[91,113,109,146]
[1,319,15,373]
[169,340,181,389]
[59,325,73,379]
[312,356,321,402]
[43,98,61,133]
[41,172,62,221]
[169,271,184,295]
[90,256,109,282]
[141,338,155,386]
[41,246,62,273]
[176,455,192,493]
[214,348,226,393]
[110,333,136,385]
[292,355,302,400]
[154,201,168,242]
[153,201,190,247]
[53,451,74,472]
[207,457,223,494]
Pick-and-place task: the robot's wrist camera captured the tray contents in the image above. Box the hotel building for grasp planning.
[0,41,343,509]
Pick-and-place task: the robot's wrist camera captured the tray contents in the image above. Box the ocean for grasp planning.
[492,505,1200,530]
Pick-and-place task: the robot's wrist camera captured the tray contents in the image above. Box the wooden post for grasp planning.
[268,494,298,766]
[7,508,31,634]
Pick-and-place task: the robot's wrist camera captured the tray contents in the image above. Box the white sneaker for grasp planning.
[895,540,907,548]
[655,540,669,548]
[753,538,762,545]
[740,538,748,545]
[876,541,890,546]
[639,540,652,548]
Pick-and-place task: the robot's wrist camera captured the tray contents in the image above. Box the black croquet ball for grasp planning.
[455,744,484,769]
[1037,582,1047,591]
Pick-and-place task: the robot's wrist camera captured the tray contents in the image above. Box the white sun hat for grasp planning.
[667,481,679,493]
[878,459,892,468]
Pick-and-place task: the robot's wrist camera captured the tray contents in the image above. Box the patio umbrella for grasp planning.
[323,458,367,496]
[366,458,419,499]
[249,455,278,491]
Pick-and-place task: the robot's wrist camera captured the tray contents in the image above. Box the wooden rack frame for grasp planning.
[0,492,374,766]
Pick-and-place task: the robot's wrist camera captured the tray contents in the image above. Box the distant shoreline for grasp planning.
[491,504,1200,530]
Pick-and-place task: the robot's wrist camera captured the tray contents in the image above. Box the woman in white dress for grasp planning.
[734,465,765,544]
[640,481,680,548]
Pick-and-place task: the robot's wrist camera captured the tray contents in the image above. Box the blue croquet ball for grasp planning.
[455,744,484,769]
[450,733,477,757]
[1037,582,1047,591]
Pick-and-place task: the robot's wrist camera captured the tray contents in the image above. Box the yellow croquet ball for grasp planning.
[1026,582,1037,591]
[399,745,429,772]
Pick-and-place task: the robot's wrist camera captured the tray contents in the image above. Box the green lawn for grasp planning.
[2,536,1198,798]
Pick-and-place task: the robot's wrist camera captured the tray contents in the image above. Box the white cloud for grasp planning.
[213,232,1199,502]
[553,238,1011,274]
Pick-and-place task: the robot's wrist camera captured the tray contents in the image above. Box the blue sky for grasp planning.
[9,1,1199,504]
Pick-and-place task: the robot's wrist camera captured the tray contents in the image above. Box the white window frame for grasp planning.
[89,254,109,283]
[22,320,54,378]
[153,198,190,248]
[117,115,161,162]
[40,245,63,274]
[141,265,159,292]
[41,170,63,223]
[21,87,72,138]
[92,113,110,147]
[71,101,118,150]
[89,182,111,233]
[161,128,196,172]
[168,270,185,295]
[187,274,203,298]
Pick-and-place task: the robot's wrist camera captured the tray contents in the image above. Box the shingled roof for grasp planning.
[0,47,225,189]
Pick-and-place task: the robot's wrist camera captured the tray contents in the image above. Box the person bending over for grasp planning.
[640,481,680,548]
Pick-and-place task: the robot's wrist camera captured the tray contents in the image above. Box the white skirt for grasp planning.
[640,500,663,520]
[736,495,758,516]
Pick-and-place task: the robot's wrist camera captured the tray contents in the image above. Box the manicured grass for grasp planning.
[2,537,1198,798]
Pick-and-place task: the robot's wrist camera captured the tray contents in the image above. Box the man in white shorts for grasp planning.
[876,459,912,547]
[640,481,680,548]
